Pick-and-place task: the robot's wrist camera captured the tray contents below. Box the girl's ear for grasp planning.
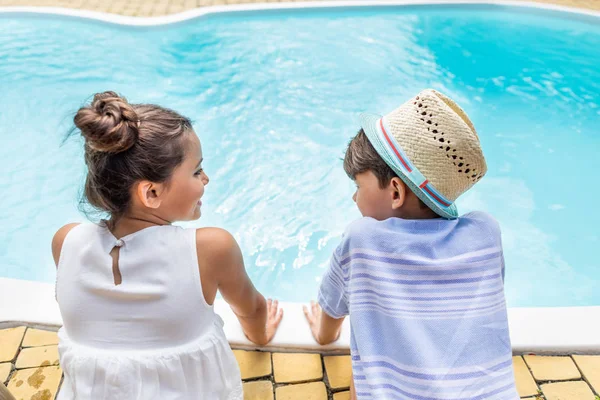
[136,181,164,209]
[390,177,406,210]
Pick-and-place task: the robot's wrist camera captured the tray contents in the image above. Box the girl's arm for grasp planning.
[196,228,282,346]
[51,223,80,267]
[303,301,345,345]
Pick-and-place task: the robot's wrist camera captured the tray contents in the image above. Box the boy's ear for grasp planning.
[390,177,406,210]
[136,180,164,209]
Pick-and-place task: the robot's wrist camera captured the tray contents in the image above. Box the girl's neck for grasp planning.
[107,213,171,238]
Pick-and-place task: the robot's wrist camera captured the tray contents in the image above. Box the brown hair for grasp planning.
[343,129,429,209]
[72,91,193,223]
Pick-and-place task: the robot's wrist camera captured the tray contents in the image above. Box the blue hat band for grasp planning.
[376,117,453,209]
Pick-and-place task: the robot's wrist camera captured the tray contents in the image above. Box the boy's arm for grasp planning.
[303,301,345,345]
[306,222,358,345]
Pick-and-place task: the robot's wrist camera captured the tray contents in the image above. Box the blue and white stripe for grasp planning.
[318,212,518,399]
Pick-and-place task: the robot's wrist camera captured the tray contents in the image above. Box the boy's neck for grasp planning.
[396,208,441,220]
[394,197,441,220]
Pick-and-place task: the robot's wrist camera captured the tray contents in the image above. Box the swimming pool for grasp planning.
[1,3,598,307]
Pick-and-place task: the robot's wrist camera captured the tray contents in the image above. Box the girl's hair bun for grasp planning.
[74,91,139,153]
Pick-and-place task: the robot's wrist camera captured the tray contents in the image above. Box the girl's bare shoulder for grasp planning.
[51,223,81,267]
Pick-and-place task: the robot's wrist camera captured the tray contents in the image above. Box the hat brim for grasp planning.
[359,112,458,219]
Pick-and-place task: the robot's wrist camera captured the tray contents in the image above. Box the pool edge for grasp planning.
[0,0,599,26]
[2,277,599,354]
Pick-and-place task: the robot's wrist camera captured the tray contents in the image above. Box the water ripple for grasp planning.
[1,6,599,305]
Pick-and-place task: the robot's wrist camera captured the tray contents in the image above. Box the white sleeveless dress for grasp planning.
[55,223,243,400]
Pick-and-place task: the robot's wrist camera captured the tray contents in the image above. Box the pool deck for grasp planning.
[2,277,600,399]
[0,0,598,16]
[2,324,600,400]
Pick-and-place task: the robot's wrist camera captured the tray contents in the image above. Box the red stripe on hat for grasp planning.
[423,185,452,207]
[379,119,412,172]
[419,180,429,189]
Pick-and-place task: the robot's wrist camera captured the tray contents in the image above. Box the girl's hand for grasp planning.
[264,299,284,344]
[197,228,282,346]
[240,297,283,346]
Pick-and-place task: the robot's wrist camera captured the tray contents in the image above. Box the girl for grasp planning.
[52,91,282,399]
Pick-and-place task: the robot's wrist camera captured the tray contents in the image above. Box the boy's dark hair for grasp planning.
[343,129,429,209]
[71,91,193,226]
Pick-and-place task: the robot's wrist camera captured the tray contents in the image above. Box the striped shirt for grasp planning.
[318,212,518,400]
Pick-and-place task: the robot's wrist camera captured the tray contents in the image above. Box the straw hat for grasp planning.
[360,89,487,219]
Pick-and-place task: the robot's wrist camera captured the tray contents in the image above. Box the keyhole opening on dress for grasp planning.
[110,246,122,286]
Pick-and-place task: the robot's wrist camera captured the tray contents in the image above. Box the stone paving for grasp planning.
[2,326,600,399]
[0,0,598,17]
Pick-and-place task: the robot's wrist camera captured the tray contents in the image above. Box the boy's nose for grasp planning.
[352,191,357,203]
[203,171,210,185]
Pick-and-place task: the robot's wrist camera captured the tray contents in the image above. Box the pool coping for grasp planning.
[1,0,599,354]
[2,277,600,354]
[0,0,600,26]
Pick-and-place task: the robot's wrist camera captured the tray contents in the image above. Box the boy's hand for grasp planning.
[303,301,323,343]
[303,300,343,345]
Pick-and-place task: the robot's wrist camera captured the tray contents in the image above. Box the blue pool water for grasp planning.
[0,5,599,307]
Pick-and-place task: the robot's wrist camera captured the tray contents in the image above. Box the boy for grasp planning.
[304,89,518,399]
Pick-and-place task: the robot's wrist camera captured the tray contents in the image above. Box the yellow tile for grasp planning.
[92,3,111,12]
[324,355,352,389]
[512,356,538,397]
[333,391,351,400]
[275,382,327,400]
[572,355,600,394]
[243,380,273,400]
[7,365,63,400]
[0,362,12,384]
[22,329,58,348]
[151,2,169,14]
[121,9,141,16]
[0,327,26,362]
[167,4,185,13]
[151,8,170,16]
[523,355,580,381]
[540,381,595,400]
[138,4,155,16]
[273,353,322,384]
[108,3,125,14]
[15,346,59,369]
[234,350,272,380]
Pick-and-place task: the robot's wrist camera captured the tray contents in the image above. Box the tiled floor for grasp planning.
[2,326,600,399]
[0,0,598,17]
